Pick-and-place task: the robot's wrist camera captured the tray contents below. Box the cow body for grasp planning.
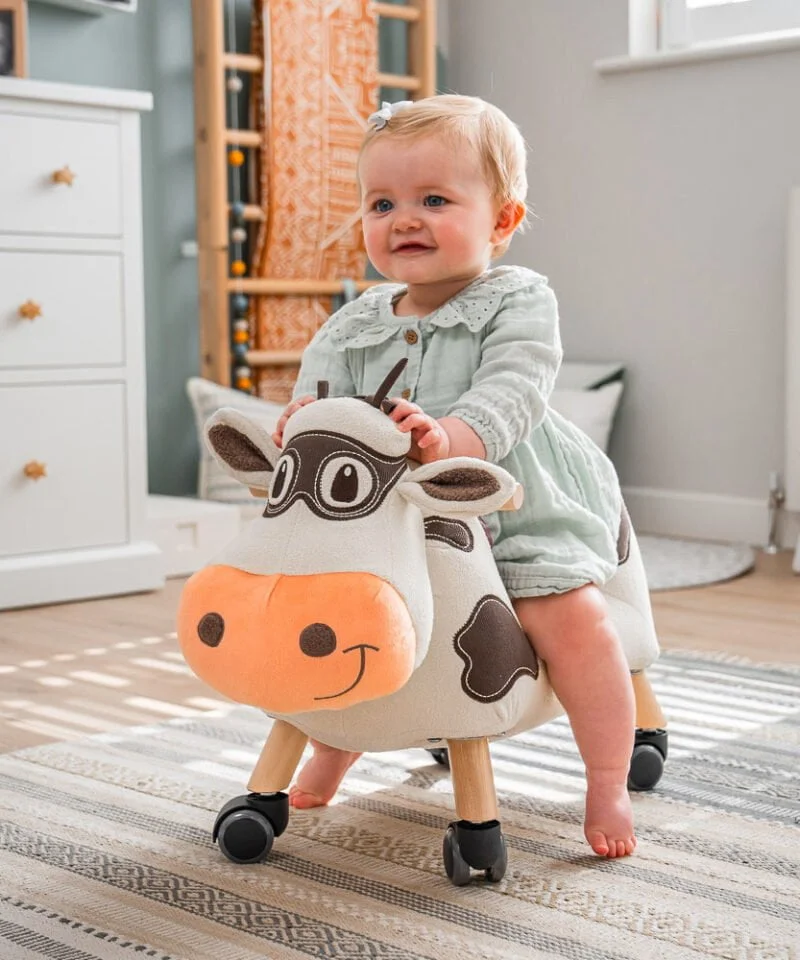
[178,383,659,755]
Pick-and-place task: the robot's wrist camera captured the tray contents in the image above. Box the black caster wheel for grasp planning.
[442,820,507,886]
[427,747,450,768]
[443,825,471,886]
[217,808,274,863]
[212,792,290,864]
[485,835,508,883]
[628,729,668,791]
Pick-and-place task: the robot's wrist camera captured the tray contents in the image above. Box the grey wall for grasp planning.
[446,0,799,502]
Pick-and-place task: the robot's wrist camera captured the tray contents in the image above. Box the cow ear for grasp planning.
[397,457,521,517]
[204,408,280,489]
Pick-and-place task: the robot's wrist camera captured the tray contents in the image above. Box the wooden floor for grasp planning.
[0,550,797,754]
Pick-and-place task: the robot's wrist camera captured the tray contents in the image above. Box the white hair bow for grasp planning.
[368,100,413,130]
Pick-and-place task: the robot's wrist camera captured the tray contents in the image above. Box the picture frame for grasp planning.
[0,0,27,78]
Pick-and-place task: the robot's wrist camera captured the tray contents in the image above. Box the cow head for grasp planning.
[177,361,518,716]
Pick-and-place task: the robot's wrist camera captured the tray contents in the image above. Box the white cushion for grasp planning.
[550,380,624,452]
[186,377,284,505]
[556,361,625,390]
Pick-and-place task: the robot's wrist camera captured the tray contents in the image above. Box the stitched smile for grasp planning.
[313,644,380,701]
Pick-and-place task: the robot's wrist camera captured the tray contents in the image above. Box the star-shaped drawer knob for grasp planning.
[18,300,42,321]
[23,461,47,481]
[52,166,76,186]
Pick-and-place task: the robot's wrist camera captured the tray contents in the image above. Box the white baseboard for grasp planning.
[622,485,799,548]
[0,542,164,611]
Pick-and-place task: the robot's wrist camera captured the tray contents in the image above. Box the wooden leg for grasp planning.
[631,671,667,729]
[247,719,309,793]
[446,738,498,823]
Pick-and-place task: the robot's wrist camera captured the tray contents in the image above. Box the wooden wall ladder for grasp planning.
[191,0,437,386]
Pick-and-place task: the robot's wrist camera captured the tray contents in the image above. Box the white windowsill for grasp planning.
[595,27,800,74]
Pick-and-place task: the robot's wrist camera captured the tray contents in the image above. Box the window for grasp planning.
[663,0,800,49]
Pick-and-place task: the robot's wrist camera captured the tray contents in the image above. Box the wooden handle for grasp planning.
[23,461,47,480]
[498,483,524,512]
[51,166,76,186]
[18,300,42,321]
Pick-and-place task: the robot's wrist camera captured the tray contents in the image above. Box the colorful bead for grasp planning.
[236,377,253,392]
[233,319,249,333]
[228,149,245,167]
[233,342,249,361]
[231,226,247,244]
[227,74,243,93]
[231,260,247,277]
[232,294,249,314]
[230,202,245,224]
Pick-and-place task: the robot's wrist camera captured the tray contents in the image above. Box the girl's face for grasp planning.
[359,134,507,288]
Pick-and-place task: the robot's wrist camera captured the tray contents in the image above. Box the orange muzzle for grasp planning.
[177,565,416,713]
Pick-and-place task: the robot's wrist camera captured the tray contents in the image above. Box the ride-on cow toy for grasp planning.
[178,360,667,885]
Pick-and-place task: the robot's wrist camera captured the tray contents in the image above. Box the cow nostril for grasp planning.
[198,612,225,647]
[299,623,337,657]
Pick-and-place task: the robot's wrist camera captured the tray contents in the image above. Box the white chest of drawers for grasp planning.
[0,78,164,609]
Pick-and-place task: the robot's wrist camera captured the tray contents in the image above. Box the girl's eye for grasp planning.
[374,198,393,213]
[424,195,447,208]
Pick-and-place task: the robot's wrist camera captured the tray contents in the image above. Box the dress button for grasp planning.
[404,329,419,345]
[401,388,412,400]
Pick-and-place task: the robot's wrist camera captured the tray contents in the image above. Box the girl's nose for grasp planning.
[392,208,423,231]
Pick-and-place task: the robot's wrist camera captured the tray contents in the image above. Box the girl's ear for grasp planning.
[492,201,526,244]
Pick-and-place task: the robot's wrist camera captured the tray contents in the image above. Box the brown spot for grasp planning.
[617,500,632,565]
[424,517,474,552]
[198,612,225,647]
[420,468,501,503]
[454,596,539,702]
[208,424,273,473]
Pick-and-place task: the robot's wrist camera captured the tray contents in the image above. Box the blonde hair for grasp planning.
[359,95,528,255]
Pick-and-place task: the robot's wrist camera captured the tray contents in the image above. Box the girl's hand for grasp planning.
[389,398,451,464]
[272,395,315,448]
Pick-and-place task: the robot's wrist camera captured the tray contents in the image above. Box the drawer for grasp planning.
[0,250,124,369]
[0,112,122,237]
[0,382,128,558]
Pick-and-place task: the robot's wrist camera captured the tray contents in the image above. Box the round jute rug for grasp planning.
[638,535,756,591]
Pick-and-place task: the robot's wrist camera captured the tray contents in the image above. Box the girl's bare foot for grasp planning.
[584,773,637,858]
[288,742,362,809]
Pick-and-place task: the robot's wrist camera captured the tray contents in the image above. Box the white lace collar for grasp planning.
[327,265,547,351]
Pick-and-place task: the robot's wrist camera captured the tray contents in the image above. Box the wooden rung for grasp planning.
[223,52,263,73]
[372,2,420,21]
[377,71,422,91]
[228,203,266,222]
[228,278,377,296]
[225,129,261,148]
[247,350,304,368]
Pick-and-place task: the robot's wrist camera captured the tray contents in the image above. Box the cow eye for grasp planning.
[269,452,298,506]
[318,455,376,509]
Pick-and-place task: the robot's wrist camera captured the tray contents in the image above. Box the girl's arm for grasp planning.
[444,281,562,462]
[273,322,357,447]
[291,322,357,401]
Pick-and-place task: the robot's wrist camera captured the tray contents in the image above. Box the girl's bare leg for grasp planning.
[288,741,362,809]
[514,585,637,858]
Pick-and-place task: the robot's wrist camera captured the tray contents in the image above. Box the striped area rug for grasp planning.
[1,651,798,960]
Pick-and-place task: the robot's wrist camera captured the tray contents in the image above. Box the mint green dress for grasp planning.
[292,265,623,597]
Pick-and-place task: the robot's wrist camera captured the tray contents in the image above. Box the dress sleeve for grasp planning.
[291,320,357,401]
[446,281,563,462]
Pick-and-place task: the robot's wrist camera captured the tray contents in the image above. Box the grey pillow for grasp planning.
[187,377,284,505]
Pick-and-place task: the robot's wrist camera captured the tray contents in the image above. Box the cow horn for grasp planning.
[370,358,408,408]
